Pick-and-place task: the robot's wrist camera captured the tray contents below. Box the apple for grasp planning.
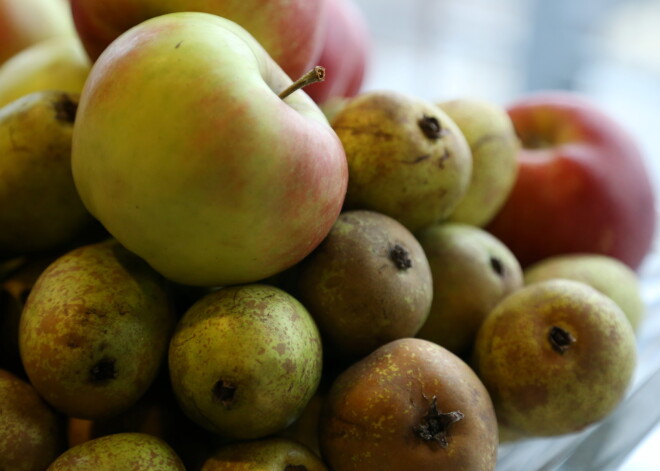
[70,0,329,79]
[71,12,348,287]
[0,0,74,65]
[486,91,656,270]
[305,0,370,104]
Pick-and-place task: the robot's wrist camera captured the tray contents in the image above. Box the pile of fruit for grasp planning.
[0,0,657,470]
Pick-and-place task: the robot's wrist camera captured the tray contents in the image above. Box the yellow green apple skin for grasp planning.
[472,279,637,437]
[523,253,645,331]
[438,98,519,227]
[70,0,329,79]
[72,12,348,287]
[0,35,91,108]
[0,0,74,65]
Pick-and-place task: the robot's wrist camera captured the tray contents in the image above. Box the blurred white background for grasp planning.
[351,0,660,469]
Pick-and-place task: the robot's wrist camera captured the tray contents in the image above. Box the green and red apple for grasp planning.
[486,91,656,270]
[72,12,348,287]
[70,0,329,79]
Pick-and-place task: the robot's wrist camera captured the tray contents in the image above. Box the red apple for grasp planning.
[305,0,370,104]
[69,0,329,79]
[486,91,656,271]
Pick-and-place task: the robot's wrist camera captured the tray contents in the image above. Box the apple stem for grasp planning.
[278,66,326,100]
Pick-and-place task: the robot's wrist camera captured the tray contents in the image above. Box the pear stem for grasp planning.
[278,66,326,100]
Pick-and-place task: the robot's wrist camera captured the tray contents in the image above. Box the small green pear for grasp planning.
[0,369,66,471]
[438,98,519,227]
[19,239,177,419]
[415,222,523,358]
[331,90,472,232]
[472,279,637,437]
[47,432,186,470]
[523,253,645,331]
[168,284,323,440]
[201,437,328,471]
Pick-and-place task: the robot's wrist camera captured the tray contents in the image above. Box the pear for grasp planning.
[19,239,177,419]
[201,437,328,471]
[415,222,523,358]
[438,98,520,227]
[168,284,323,440]
[296,210,433,361]
[0,35,91,108]
[47,432,186,470]
[523,253,645,331]
[319,338,498,471]
[472,279,637,437]
[331,90,472,232]
[0,89,95,258]
[0,368,66,471]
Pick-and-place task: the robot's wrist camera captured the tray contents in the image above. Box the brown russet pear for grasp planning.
[47,432,186,470]
[0,368,66,471]
[19,239,176,419]
[523,253,645,331]
[168,284,323,440]
[296,210,433,361]
[201,437,328,471]
[472,279,637,437]
[331,90,472,232]
[319,338,498,471]
[415,222,523,358]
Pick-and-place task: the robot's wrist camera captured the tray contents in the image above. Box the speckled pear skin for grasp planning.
[319,338,498,471]
[168,284,323,440]
[415,222,523,359]
[296,210,433,361]
[46,432,186,470]
[523,253,646,331]
[18,239,176,420]
[331,90,472,232]
[472,279,637,437]
[0,369,66,471]
[201,437,328,471]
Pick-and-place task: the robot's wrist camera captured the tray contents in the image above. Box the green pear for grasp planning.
[331,90,472,232]
[319,338,498,471]
[201,437,328,471]
[0,34,91,108]
[47,432,186,470]
[19,239,177,419]
[523,253,645,331]
[438,98,519,227]
[415,222,523,358]
[0,90,95,258]
[296,210,433,361]
[0,368,66,471]
[168,284,323,440]
[472,279,637,437]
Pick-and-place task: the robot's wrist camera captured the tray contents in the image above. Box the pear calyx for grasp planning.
[418,115,444,140]
[389,243,412,270]
[548,326,575,354]
[413,396,464,448]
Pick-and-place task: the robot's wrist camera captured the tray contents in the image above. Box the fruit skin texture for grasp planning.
[305,0,370,104]
[472,279,637,437]
[486,91,656,270]
[72,12,348,287]
[0,369,66,471]
[0,90,94,258]
[19,239,176,419]
[523,253,646,331]
[201,437,328,471]
[168,284,323,440]
[319,338,498,471]
[70,0,329,79]
[438,98,519,227]
[296,210,433,360]
[415,222,523,358]
[47,432,186,470]
[332,90,472,232]
[0,35,91,108]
